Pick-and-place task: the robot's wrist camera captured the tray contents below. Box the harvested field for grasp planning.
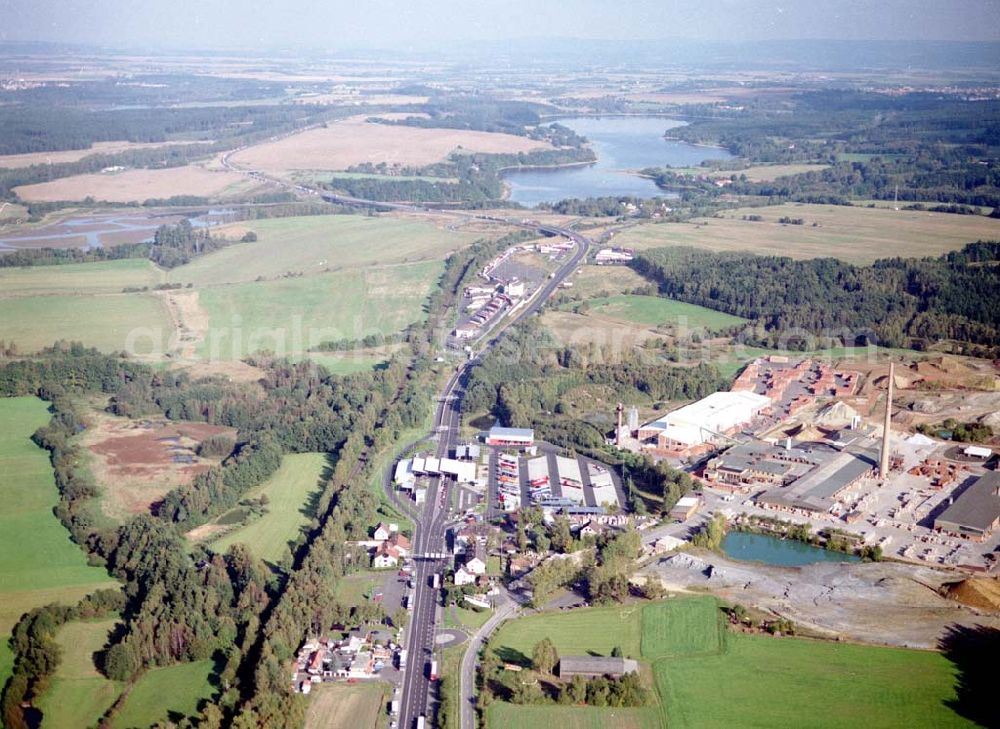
[571,264,650,298]
[0,140,213,169]
[230,115,552,175]
[83,413,235,520]
[615,204,1000,263]
[14,164,262,203]
[304,681,388,729]
[541,309,668,352]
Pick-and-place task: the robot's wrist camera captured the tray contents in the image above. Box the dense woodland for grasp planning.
[462,320,726,458]
[631,241,1000,356]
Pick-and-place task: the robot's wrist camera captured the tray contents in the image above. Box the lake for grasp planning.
[722,531,859,567]
[503,116,733,206]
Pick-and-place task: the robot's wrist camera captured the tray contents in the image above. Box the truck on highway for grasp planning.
[390,699,400,715]
[430,573,441,589]
[397,649,407,669]
[429,660,438,681]
[416,716,425,729]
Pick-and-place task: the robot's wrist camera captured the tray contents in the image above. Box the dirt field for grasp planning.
[14,165,262,203]
[83,414,235,519]
[0,140,213,169]
[304,682,388,729]
[230,115,552,175]
[615,203,1000,263]
[640,551,1000,649]
[162,289,210,360]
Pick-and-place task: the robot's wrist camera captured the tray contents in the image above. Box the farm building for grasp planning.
[486,426,535,447]
[638,391,772,452]
[934,471,1000,541]
[558,656,638,679]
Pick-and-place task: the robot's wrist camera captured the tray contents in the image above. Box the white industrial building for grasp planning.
[638,391,772,450]
[587,462,619,508]
[555,455,585,504]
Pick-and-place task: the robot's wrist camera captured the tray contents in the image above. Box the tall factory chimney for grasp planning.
[879,362,895,479]
[616,402,624,446]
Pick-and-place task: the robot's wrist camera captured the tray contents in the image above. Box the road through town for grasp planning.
[222,139,593,728]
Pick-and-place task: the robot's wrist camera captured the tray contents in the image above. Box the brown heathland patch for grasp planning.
[14,165,262,203]
[84,414,236,519]
[230,115,552,175]
[0,140,213,170]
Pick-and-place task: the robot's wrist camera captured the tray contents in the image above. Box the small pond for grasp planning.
[721,531,859,567]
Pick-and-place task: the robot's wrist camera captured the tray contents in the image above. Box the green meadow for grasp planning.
[209,452,329,563]
[0,396,116,687]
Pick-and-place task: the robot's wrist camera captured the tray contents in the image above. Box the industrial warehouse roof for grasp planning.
[642,391,772,447]
[488,426,534,438]
[935,471,1000,533]
[559,655,637,676]
[756,447,878,513]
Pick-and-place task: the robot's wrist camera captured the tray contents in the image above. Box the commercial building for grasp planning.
[934,471,1000,541]
[558,656,638,679]
[486,426,535,447]
[555,455,584,504]
[669,495,702,522]
[638,391,772,452]
[587,462,619,508]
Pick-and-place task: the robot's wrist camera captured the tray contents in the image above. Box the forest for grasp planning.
[630,241,1000,355]
[462,320,726,453]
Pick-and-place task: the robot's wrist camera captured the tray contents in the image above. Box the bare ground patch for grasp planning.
[230,115,552,175]
[83,413,236,520]
[14,165,265,203]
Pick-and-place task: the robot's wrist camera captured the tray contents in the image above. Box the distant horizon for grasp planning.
[2,0,999,51]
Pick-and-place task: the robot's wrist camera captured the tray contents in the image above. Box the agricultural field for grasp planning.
[206,452,329,563]
[0,292,172,354]
[541,309,669,352]
[667,163,830,182]
[13,164,261,203]
[614,204,1000,263]
[585,295,748,332]
[571,264,650,298]
[229,115,551,176]
[36,618,124,729]
[0,140,213,169]
[0,258,163,296]
[655,633,972,729]
[303,680,389,729]
[490,604,644,664]
[640,597,724,658]
[83,413,236,521]
[487,596,973,729]
[170,214,476,286]
[303,351,390,375]
[487,704,663,729]
[195,261,442,360]
[111,659,217,729]
[0,397,117,687]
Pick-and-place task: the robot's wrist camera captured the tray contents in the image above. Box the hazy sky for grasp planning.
[2,0,1000,49]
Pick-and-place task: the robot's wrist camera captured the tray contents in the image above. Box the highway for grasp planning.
[220,136,592,728]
